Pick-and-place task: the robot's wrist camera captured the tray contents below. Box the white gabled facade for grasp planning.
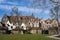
[21,23,27,30]
[5,21,16,30]
[52,19,58,27]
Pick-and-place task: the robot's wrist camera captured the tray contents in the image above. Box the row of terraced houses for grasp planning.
[0,13,60,34]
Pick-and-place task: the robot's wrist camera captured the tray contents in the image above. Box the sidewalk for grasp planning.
[48,35,60,39]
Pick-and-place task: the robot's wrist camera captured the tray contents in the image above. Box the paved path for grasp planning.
[48,35,60,39]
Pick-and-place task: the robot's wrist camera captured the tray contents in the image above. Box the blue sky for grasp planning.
[0,0,53,20]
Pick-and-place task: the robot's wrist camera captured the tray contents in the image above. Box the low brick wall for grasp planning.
[48,30,57,34]
[0,30,6,34]
[30,29,42,34]
[58,27,60,34]
[11,31,19,34]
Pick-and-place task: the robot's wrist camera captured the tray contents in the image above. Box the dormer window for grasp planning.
[11,26,13,29]
[39,22,41,27]
[22,26,23,28]
[29,23,30,24]
[47,22,51,24]
[7,24,10,26]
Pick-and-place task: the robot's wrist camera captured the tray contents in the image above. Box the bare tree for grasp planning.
[50,0,60,22]
[11,7,21,32]
[32,0,60,24]
[32,0,60,34]
[11,7,20,25]
[50,0,60,34]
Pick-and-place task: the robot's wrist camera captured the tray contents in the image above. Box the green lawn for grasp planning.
[0,34,59,40]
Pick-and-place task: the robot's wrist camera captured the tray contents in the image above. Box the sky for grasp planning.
[0,0,53,20]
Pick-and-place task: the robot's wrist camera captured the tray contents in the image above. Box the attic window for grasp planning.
[21,17,23,20]
[22,26,23,28]
[11,26,13,29]
[59,25,60,27]
[47,22,51,24]
[7,24,10,26]
[39,22,41,27]
[29,23,30,24]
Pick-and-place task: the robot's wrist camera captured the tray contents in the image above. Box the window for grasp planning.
[39,22,41,27]
[11,26,13,29]
[7,24,10,26]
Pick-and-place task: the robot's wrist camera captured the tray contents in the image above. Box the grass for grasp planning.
[0,34,59,40]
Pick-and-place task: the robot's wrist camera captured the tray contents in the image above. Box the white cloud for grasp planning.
[0,0,6,3]
[44,10,50,14]
[6,2,19,5]
[0,5,13,10]
[0,0,20,6]
[0,5,50,14]
[0,1,19,5]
